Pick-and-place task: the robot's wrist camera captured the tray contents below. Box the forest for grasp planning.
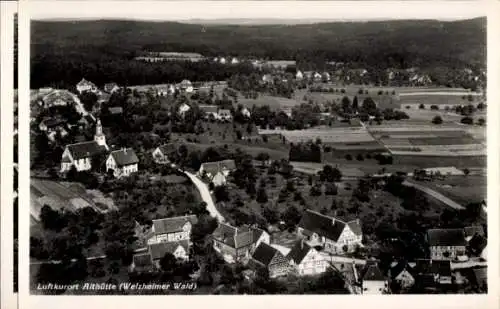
[28,18,486,88]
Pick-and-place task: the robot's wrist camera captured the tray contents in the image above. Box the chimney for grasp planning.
[332,218,336,225]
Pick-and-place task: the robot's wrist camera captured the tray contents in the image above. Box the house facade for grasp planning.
[106,148,139,178]
[152,143,177,164]
[104,83,120,94]
[198,159,237,179]
[147,215,198,245]
[212,223,270,263]
[389,261,415,290]
[76,78,98,94]
[427,229,467,260]
[179,80,194,93]
[287,240,328,276]
[360,262,387,294]
[297,209,363,255]
[217,109,232,121]
[130,240,190,272]
[250,242,290,278]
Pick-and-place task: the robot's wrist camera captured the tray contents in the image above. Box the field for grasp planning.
[399,93,483,110]
[238,95,301,110]
[30,178,117,221]
[306,91,400,110]
[412,175,486,205]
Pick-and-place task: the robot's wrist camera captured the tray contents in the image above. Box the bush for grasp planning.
[419,103,425,109]
[461,117,474,125]
[356,154,364,161]
[432,116,443,125]
[345,154,353,161]
[477,118,485,126]
[430,105,439,110]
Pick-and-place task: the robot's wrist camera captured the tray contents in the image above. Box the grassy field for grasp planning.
[238,95,301,110]
[399,94,482,107]
[392,155,486,168]
[413,175,486,205]
[306,91,400,110]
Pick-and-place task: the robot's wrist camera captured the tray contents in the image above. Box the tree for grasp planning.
[310,184,322,196]
[320,165,342,182]
[468,234,487,256]
[282,206,301,231]
[356,154,364,161]
[361,97,377,114]
[477,117,485,126]
[324,182,338,195]
[419,103,425,109]
[256,187,269,203]
[352,96,359,111]
[256,152,270,167]
[214,185,230,202]
[345,154,353,161]
[159,252,178,273]
[432,115,443,124]
[79,92,99,112]
[40,205,66,232]
[461,116,474,125]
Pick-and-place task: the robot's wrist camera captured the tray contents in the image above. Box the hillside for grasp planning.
[29,18,486,88]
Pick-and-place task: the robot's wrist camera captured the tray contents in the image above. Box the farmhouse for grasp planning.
[106,148,139,178]
[147,215,198,246]
[42,89,80,108]
[76,78,99,94]
[389,261,416,290]
[179,80,194,93]
[296,70,304,80]
[152,143,178,164]
[231,57,239,64]
[212,223,270,263]
[130,240,190,272]
[296,209,363,255]
[39,117,66,132]
[241,107,251,118]
[199,105,219,119]
[248,242,290,278]
[286,240,328,276]
[198,159,237,181]
[427,228,467,261]
[104,83,120,94]
[60,119,108,172]
[359,262,387,294]
[157,84,176,96]
[217,109,232,121]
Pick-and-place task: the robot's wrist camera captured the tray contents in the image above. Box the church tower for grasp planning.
[94,118,108,150]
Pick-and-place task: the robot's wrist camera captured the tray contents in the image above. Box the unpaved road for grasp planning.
[184,171,225,222]
[403,180,464,210]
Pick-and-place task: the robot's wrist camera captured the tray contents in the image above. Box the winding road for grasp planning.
[183,170,225,222]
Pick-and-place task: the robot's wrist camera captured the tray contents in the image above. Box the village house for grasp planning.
[262,74,273,84]
[322,72,331,82]
[248,242,290,278]
[198,159,237,186]
[104,82,120,94]
[106,148,139,178]
[296,209,363,255]
[179,79,194,93]
[241,107,251,118]
[313,72,322,81]
[130,240,190,272]
[152,143,178,164]
[212,223,270,263]
[76,78,99,94]
[147,215,198,245]
[359,262,388,294]
[199,105,219,120]
[427,228,467,260]
[41,89,79,108]
[60,119,108,172]
[231,57,239,64]
[389,260,416,290]
[414,259,453,286]
[39,117,65,133]
[178,102,191,116]
[286,240,328,276]
[217,109,232,121]
[219,57,227,64]
[157,84,176,96]
[295,70,304,80]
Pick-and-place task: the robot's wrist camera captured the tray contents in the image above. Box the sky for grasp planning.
[24,1,487,23]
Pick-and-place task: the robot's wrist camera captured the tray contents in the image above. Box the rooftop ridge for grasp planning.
[152,214,195,222]
[67,140,99,147]
[305,208,347,224]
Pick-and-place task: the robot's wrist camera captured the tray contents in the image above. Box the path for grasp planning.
[403,180,464,210]
[183,170,225,222]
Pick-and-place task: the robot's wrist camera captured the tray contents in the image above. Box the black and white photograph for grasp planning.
[16,0,496,301]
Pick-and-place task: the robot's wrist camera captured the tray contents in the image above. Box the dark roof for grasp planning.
[427,229,466,246]
[464,226,485,238]
[200,159,237,175]
[414,259,433,274]
[77,78,96,87]
[298,209,347,242]
[41,118,65,128]
[218,109,232,116]
[252,242,279,267]
[431,260,451,277]
[109,148,139,166]
[66,141,107,160]
[212,223,258,249]
[108,107,123,114]
[361,262,386,281]
[287,240,313,265]
[149,240,189,260]
[152,215,198,235]
[133,253,153,268]
[42,90,78,106]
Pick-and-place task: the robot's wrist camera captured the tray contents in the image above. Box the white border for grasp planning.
[16,1,500,309]
[1,2,17,309]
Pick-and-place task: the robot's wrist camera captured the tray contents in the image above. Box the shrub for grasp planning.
[419,103,425,109]
[430,105,439,110]
[461,117,474,125]
[432,116,443,125]
[356,154,364,161]
[345,154,353,161]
